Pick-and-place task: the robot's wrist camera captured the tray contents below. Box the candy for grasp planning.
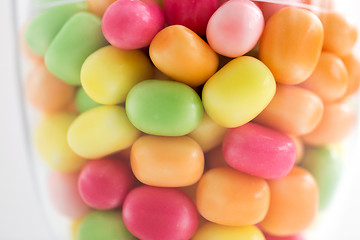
[263,232,304,240]
[25,61,75,113]
[67,105,140,158]
[87,0,117,17]
[102,0,164,49]
[341,53,360,97]
[319,12,358,56]
[126,80,204,136]
[254,84,324,136]
[259,7,324,84]
[223,122,296,179]
[34,113,86,172]
[196,167,270,226]
[45,12,107,85]
[71,218,83,240]
[81,46,153,105]
[193,223,265,240]
[301,102,356,145]
[290,136,305,164]
[202,56,276,128]
[123,186,199,240]
[48,171,89,218]
[206,0,264,57]
[78,156,135,209]
[74,88,102,113]
[257,0,307,21]
[24,2,87,56]
[205,145,229,169]
[188,112,227,152]
[301,146,342,210]
[163,0,218,36]
[149,25,218,87]
[259,167,319,236]
[78,211,135,240]
[131,135,204,187]
[299,51,348,103]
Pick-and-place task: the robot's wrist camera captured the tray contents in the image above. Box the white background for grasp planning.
[1,0,360,239]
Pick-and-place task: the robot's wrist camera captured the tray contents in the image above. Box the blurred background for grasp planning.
[1,0,360,239]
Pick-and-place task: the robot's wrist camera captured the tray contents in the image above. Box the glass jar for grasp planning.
[17,0,360,239]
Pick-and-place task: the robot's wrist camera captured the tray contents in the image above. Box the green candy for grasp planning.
[75,88,102,113]
[78,211,135,240]
[126,80,204,136]
[300,146,342,211]
[24,2,87,56]
[45,12,108,85]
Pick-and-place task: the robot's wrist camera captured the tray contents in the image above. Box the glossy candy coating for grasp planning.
[123,186,199,240]
[196,167,270,226]
[48,171,89,218]
[78,211,135,240]
[259,7,324,84]
[342,53,360,97]
[131,135,204,187]
[81,46,153,104]
[102,0,164,49]
[24,2,87,56]
[75,88,102,113]
[193,223,265,240]
[223,122,296,179]
[299,52,348,103]
[149,25,218,87]
[259,167,319,236]
[163,0,218,36]
[45,12,107,85]
[301,146,342,210]
[87,0,117,17]
[68,105,140,158]
[78,157,135,209]
[206,0,264,57]
[202,56,276,128]
[301,102,356,145]
[126,80,203,136]
[34,113,86,172]
[254,84,324,136]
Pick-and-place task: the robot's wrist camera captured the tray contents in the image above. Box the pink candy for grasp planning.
[123,186,199,240]
[263,232,305,240]
[206,0,264,57]
[78,156,135,209]
[222,122,296,179]
[102,0,165,49]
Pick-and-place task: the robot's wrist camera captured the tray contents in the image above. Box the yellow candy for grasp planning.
[71,218,83,240]
[67,105,140,158]
[193,222,265,240]
[81,46,153,105]
[188,112,227,152]
[202,56,276,128]
[34,113,86,172]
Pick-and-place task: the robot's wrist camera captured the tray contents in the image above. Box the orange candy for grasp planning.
[196,167,270,226]
[299,51,348,103]
[301,102,356,146]
[204,145,229,170]
[25,61,75,113]
[260,167,319,236]
[319,12,358,57]
[87,0,117,17]
[342,53,360,97]
[254,84,324,136]
[149,25,218,87]
[290,135,305,164]
[131,135,204,187]
[259,7,323,85]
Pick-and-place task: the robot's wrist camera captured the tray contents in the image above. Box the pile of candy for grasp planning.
[23,0,359,239]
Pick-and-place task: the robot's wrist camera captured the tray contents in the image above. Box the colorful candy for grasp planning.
[74,88,102,113]
[149,25,218,87]
[206,0,264,57]
[81,46,153,104]
[126,80,204,136]
[259,7,324,84]
[131,135,204,187]
[102,0,164,49]
[87,0,117,17]
[78,156,135,209]
[123,186,199,240]
[202,56,276,128]
[67,105,140,158]
[223,122,296,179]
[196,167,270,226]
